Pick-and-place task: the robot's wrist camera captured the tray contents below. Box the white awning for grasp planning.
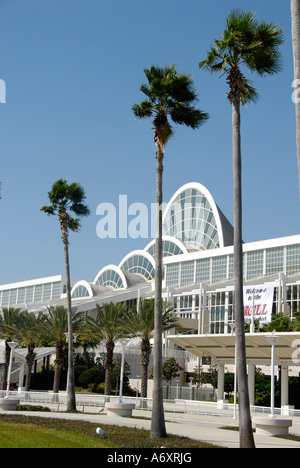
[168,332,300,366]
[13,347,56,363]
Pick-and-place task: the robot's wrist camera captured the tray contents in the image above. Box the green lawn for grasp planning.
[0,414,222,449]
[0,421,116,448]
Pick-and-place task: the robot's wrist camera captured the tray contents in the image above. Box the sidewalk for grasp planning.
[2,406,300,448]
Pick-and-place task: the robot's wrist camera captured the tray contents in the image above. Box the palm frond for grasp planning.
[133,64,208,144]
[132,101,153,119]
[199,8,283,103]
[170,102,209,129]
[67,217,80,232]
[41,178,90,234]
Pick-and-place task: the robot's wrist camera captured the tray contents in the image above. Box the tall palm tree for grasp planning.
[199,9,283,448]
[86,302,127,396]
[41,178,90,411]
[0,307,22,392]
[132,64,208,438]
[13,311,45,391]
[124,298,178,399]
[291,0,300,196]
[42,306,85,393]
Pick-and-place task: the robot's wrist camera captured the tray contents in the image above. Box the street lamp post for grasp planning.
[119,339,130,404]
[266,334,281,418]
[6,342,17,399]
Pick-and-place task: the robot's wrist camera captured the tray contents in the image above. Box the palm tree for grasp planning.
[13,311,45,391]
[42,306,85,393]
[0,307,22,392]
[86,302,127,396]
[124,298,178,399]
[291,0,300,196]
[132,64,208,438]
[41,178,90,411]
[199,9,283,448]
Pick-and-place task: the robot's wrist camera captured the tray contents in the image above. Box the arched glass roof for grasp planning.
[71,280,93,299]
[162,182,233,251]
[144,236,188,259]
[119,250,155,281]
[94,265,127,290]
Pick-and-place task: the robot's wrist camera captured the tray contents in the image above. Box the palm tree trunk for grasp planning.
[25,351,36,392]
[232,95,255,448]
[291,0,300,197]
[141,338,151,399]
[53,342,64,393]
[53,359,63,393]
[62,226,76,412]
[2,341,9,393]
[150,147,167,439]
[104,341,114,396]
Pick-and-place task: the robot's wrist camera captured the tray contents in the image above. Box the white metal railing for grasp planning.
[3,390,300,420]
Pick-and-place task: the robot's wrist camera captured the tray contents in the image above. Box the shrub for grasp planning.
[17,405,52,412]
[77,366,105,388]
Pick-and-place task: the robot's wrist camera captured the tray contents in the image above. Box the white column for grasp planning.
[217,363,225,404]
[18,364,25,392]
[281,365,289,408]
[248,364,255,407]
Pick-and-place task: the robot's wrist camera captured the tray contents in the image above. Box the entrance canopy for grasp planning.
[168,332,300,366]
[13,347,56,363]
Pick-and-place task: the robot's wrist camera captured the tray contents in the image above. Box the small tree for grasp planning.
[0,308,23,391]
[13,311,45,391]
[86,302,127,396]
[124,298,178,398]
[191,365,206,399]
[162,357,183,399]
[41,306,85,393]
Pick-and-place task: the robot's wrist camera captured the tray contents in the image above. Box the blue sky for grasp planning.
[0,0,298,285]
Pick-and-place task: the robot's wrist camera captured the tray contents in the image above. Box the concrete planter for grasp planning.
[105,402,135,418]
[253,417,292,436]
[0,398,20,411]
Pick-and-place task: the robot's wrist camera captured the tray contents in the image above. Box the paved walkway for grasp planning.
[2,406,300,448]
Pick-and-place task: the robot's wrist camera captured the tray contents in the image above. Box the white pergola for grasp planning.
[12,347,56,391]
[168,332,300,408]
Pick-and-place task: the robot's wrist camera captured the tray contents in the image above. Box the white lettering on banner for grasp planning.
[243,284,275,324]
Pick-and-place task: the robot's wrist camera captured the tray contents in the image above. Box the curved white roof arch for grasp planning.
[119,250,156,281]
[93,264,128,290]
[71,280,94,299]
[162,182,233,251]
[144,235,188,258]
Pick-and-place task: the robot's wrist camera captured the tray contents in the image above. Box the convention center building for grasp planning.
[1,182,300,406]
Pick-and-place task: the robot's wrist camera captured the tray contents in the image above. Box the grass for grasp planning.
[0,414,222,449]
[0,421,116,448]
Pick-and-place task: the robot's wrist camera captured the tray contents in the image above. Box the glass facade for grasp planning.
[287,244,300,275]
[0,280,62,308]
[72,284,90,298]
[145,238,186,258]
[120,253,155,280]
[163,187,220,251]
[95,268,125,289]
[165,244,300,288]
